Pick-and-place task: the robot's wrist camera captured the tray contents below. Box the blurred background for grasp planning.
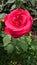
[0,0,37,65]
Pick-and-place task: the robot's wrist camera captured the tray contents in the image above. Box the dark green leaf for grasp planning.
[4,44,14,53]
[3,35,11,46]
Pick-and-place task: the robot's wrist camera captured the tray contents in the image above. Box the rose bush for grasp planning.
[4,8,34,38]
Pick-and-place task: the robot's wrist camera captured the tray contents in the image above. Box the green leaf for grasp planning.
[0,13,7,18]
[0,31,6,37]
[30,0,35,6]
[3,35,11,46]
[7,0,15,3]
[4,44,14,53]
[10,4,16,11]
[0,5,2,11]
[21,0,26,2]
[19,41,28,51]
[16,36,28,51]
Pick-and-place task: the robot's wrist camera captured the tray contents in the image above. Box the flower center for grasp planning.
[11,13,27,28]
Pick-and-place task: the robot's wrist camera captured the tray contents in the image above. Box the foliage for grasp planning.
[0,0,37,65]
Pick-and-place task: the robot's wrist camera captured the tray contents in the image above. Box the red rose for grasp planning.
[4,8,34,38]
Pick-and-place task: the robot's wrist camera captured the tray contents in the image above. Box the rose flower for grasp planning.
[4,9,34,38]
